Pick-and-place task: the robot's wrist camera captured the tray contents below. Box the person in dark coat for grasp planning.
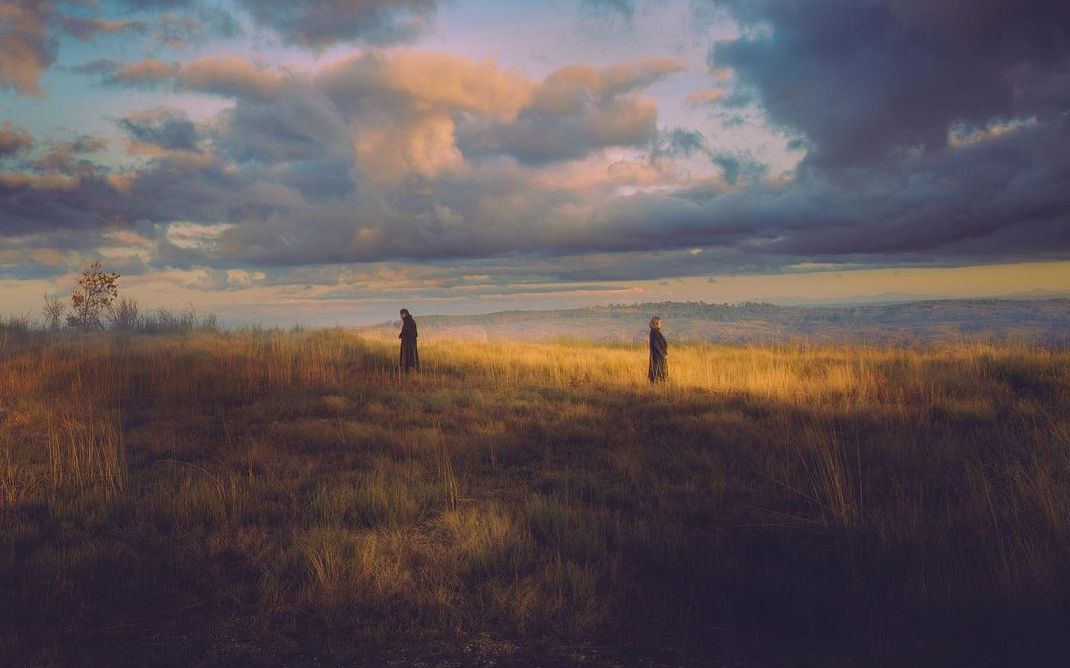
[399,308,419,373]
[648,316,668,383]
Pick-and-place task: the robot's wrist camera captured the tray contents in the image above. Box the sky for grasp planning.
[1,0,1068,325]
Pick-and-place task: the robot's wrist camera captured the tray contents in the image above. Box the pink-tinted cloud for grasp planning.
[685,88,726,107]
[0,0,55,97]
[0,121,35,156]
[531,59,685,113]
[177,55,288,100]
[113,57,180,85]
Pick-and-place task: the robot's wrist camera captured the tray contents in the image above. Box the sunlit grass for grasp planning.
[1,327,1068,664]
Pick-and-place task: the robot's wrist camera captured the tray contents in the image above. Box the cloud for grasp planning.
[710,0,1070,170]
[0,122,35,157]
[685,88,725,107]
[77,53,289,101]
[117,0,196,9]
[711,151,767,185]
[458,59,685,165]
[582,0,635,22]
[316,50,533,122]
[75,57,179,86]
[316,50,534,182]
[0,0,56,96]
[7,33,1069,288]
[0,168,133,237]
[59,16,145,41]
[31,134,108,175]
[235,0,441,48]
[115,107,199,152]
[0,1,154,97]
[215,86,352,165]
[152,7,240,48]
[653,127,708,160]
[177,55,287,100]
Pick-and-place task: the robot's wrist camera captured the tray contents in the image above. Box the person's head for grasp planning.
[650,316,662,331]
[400,308,410,319]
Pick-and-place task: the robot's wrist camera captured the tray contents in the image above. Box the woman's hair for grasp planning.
[649,316,661,330]
[400,308,410,317]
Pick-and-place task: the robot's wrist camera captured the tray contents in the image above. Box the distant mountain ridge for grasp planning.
[358,299,1070,345]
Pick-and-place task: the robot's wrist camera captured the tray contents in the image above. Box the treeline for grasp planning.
[2,261,218,338]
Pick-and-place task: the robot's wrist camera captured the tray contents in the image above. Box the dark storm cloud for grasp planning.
[692,0,1070,264]
[115,108,199,151]
[235,0,440,48]
[710,0,1070,170]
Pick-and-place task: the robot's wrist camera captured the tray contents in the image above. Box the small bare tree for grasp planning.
[42,293,67,331]
[67,261,120,332]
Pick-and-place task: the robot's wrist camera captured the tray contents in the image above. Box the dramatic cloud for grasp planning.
[2,0,1068,312]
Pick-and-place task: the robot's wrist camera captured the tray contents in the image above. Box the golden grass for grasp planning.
[1,328,1069,664]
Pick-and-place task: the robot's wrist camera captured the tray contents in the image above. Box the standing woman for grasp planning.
[399,308,419,374]
[648,316,668,383]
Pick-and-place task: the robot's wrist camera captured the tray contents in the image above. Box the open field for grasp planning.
[2,326,1069,666]
[358,299,1070,346]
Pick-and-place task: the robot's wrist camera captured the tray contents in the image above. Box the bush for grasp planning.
[108,298,140,331]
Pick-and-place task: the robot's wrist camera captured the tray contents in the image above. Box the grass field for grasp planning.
[1,326,1069,666]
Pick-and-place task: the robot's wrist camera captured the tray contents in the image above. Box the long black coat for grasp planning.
[400,316,419,372]
[648,329,668,383]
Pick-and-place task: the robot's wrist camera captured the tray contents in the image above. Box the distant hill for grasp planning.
[359,299,1070,346]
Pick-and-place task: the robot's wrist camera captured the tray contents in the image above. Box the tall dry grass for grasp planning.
[0,326,1068,665]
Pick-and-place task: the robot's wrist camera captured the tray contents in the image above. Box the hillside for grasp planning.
[360,299,1070,345]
